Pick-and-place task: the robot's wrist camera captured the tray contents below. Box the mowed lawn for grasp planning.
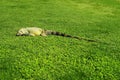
[0,0,120,80]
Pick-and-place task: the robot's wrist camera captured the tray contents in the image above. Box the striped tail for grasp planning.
[45,30,96,42]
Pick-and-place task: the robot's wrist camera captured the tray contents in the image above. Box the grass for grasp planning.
[0,0,120,80]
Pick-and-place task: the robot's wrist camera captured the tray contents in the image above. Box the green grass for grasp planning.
[0,0,120,80]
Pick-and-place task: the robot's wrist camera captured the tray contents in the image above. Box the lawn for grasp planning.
[0,0,120,80]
